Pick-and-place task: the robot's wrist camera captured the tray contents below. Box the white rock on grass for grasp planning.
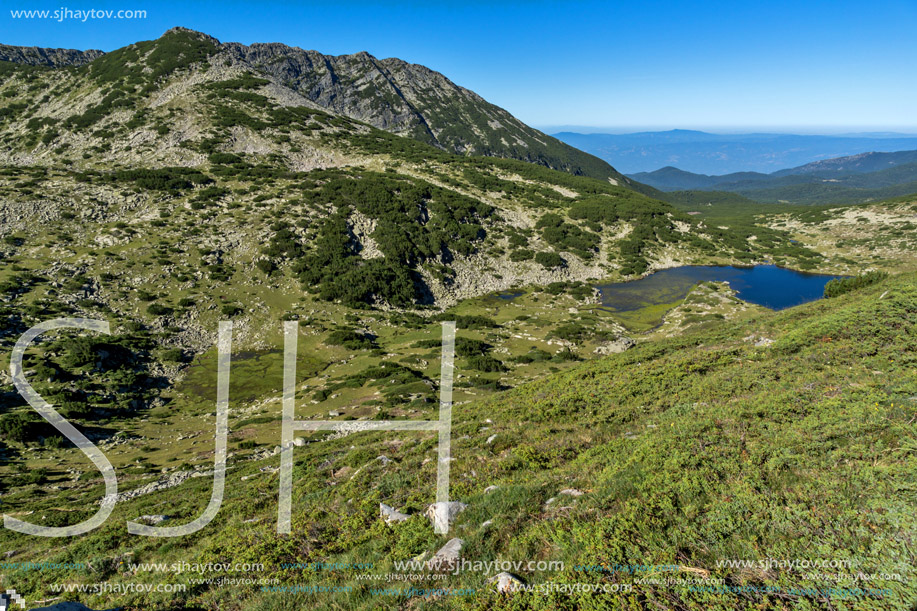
[593,337,635,354]
[134,514,169,525]
[488,571,526,593]
[379,503,410,524]
[425,501,467,530]
[427,538,464,571]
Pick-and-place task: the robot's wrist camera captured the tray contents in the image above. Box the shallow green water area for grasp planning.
[175,347,326,409]
[604,297,687,332]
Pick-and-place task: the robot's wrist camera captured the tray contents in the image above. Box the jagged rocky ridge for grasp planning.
[0,43,103,66]
[0,27,634,184]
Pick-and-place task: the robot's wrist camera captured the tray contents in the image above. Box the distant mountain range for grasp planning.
[552,129,917,175]
[629,150,917,205]
[770,150,917,177]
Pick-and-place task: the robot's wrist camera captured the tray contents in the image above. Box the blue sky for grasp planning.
[4,0,917,132]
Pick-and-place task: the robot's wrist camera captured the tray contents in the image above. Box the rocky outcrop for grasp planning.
[594,337,636,354]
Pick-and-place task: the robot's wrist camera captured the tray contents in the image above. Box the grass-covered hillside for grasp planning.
[0,268,913,610]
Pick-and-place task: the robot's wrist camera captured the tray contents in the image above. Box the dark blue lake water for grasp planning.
[595,265,845,311]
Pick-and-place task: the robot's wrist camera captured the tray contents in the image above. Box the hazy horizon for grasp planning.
[539,126,917,136]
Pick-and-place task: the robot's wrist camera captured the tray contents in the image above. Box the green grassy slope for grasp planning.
[1,272,913,610]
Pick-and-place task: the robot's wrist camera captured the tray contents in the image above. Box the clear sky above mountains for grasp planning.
[4,0,916,132]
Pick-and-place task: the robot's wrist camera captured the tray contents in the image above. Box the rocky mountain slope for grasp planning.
[0,27,636,184]
[0,43,103,66]
[0,27,816,316]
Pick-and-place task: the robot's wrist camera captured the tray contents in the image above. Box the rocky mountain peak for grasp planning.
[160,26,222,47]
[0,27,630,183]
